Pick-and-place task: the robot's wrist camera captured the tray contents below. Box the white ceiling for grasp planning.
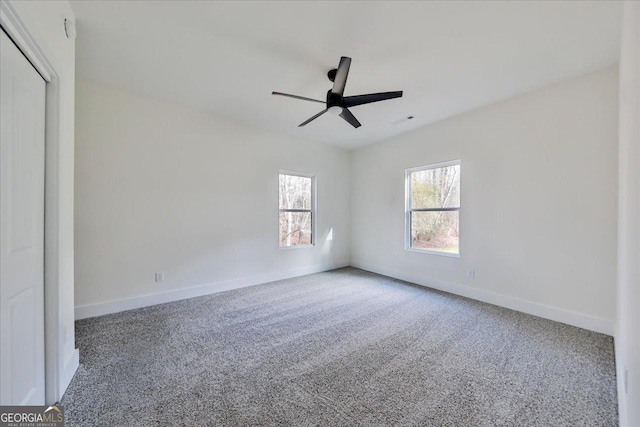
[70,1,622,150]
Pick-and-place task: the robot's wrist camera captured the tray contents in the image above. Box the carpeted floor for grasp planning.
[62,268,617,426]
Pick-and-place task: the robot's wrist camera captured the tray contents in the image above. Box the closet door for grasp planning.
[0,28,46,405]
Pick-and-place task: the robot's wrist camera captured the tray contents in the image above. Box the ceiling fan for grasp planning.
[272,56,403,129]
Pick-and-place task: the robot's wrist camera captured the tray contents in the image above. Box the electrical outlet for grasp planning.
[155,272,164,283]
[466,269,475,279]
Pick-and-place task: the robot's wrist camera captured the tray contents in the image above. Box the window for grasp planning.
[279,172,315,248]
[406,160,460,256]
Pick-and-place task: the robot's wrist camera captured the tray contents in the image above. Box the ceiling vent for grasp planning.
[390,115,415,125]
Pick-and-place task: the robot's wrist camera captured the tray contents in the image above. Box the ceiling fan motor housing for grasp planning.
[326,90,343,108]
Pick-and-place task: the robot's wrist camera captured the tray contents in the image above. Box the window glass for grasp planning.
[410,166,460,209]
[279,174,312,210]
[411,211,459,254]
[279,212,312,246]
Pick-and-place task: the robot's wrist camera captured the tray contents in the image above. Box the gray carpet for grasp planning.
[62,268,617,426]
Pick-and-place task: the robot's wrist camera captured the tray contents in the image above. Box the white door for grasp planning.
[0,29,46,405]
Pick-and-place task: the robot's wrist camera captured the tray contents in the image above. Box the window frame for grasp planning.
[278,170,316,249]
[405,160,461,257]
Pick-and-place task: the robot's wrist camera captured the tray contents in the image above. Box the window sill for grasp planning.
[405,247,460,258]
[279,244,315,250]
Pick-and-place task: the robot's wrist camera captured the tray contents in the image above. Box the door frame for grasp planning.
[1,1,65,404]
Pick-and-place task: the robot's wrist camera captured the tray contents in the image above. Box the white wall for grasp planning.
[616,2,640,426]
[3,0,78,402]
[351,67,619,334]
[74,80,350,318]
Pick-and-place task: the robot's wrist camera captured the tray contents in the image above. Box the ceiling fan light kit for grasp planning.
[272,56,403,129]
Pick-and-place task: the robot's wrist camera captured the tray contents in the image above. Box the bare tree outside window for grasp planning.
[279,173,314,247]
[406,161,460,255]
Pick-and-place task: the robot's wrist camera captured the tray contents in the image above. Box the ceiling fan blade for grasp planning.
[339,108,361,128]
[342,91,403,108]
[331,56,351,96]
[272,91,325,104]
[298,109,328,127]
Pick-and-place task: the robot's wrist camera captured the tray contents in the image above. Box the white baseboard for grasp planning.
[59,348,79,399]
[351,261,614,336]
[75,261,350,320]
[75,260,613,336]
